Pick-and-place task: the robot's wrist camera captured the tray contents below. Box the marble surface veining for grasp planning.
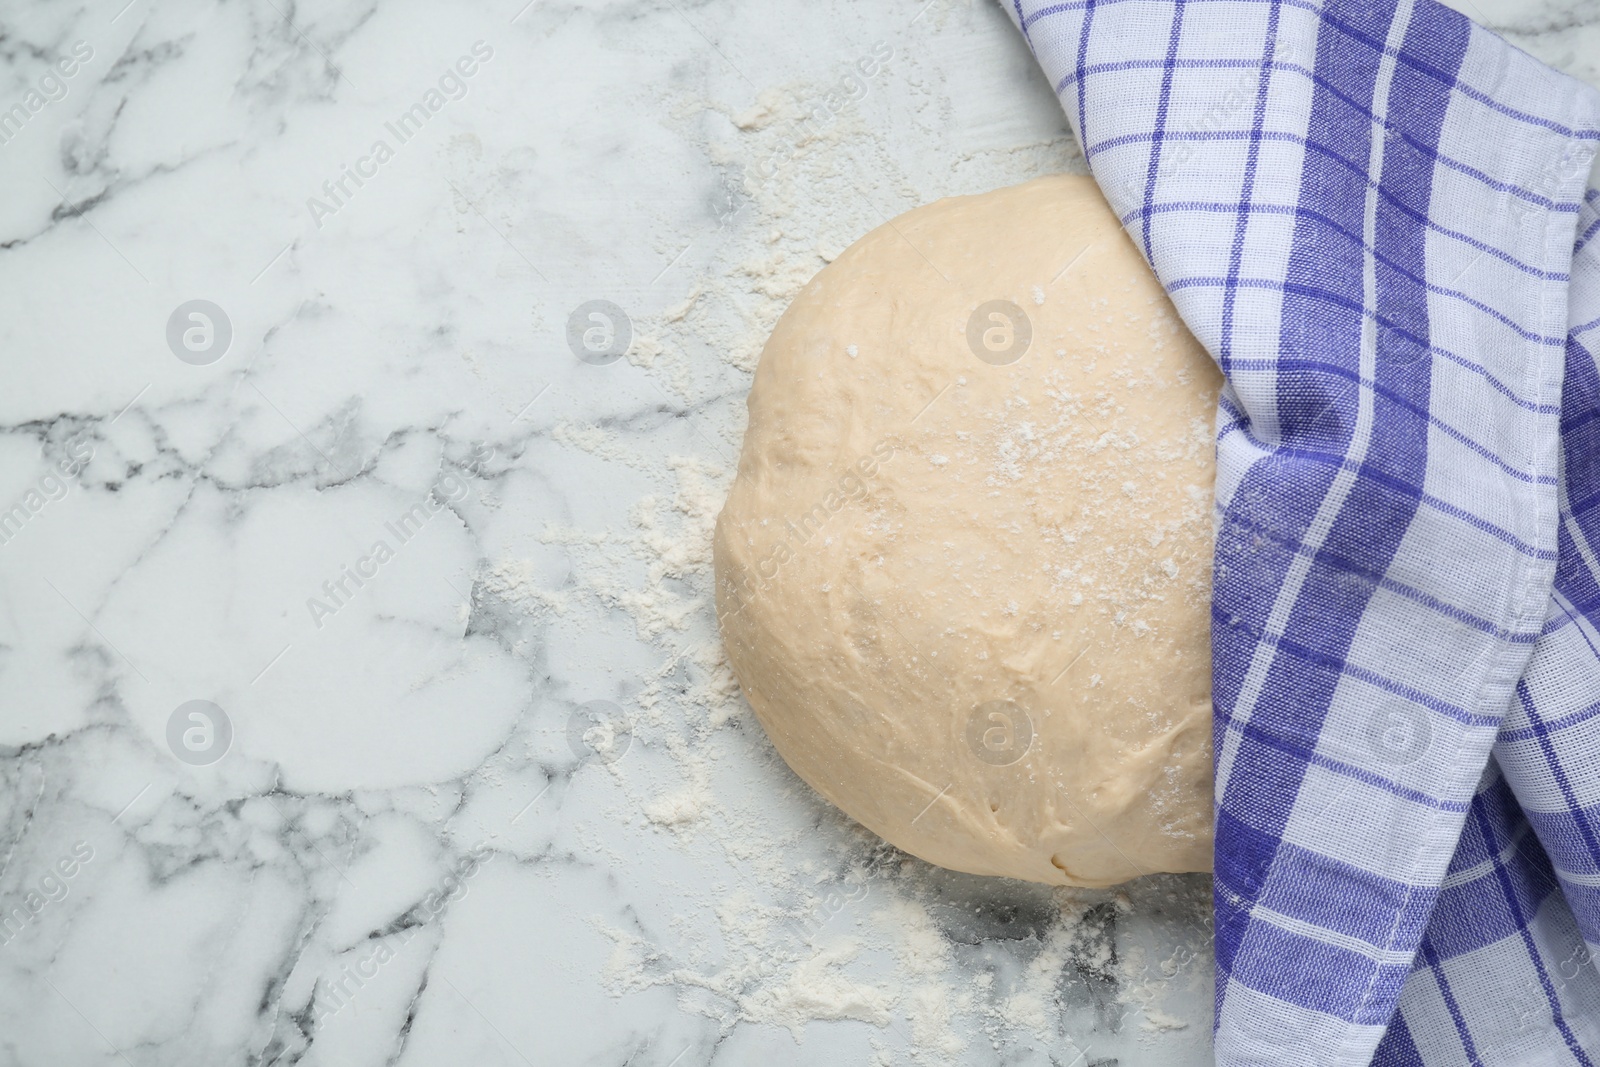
[0,0,1594,1065]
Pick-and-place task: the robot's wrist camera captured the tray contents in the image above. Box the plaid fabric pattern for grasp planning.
[1001,0,1600,1062]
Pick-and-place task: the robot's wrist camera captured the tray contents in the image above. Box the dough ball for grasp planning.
[714,175,1219,887]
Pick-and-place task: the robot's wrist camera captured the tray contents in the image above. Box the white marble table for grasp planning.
[0,1,1593,1064]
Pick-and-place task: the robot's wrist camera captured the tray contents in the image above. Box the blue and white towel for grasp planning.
[1002,0,1600,1062]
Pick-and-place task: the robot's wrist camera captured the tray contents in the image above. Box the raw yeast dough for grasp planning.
[713,175,1219,887]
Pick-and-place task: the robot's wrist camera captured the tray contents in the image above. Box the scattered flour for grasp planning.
[481,13,1212,1059]
[743,941,896,1036]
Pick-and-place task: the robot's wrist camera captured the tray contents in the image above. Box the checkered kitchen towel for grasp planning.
[1002,0,1600,1062]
